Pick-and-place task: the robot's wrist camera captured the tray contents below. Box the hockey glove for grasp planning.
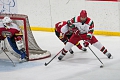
[83,41,89,47]
[59,33,64,40]
[87,33,92,39]
[67,20,75,28]
[59,33,68,44]
[72,27,80,35]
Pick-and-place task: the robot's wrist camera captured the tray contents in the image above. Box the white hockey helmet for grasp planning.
[2,16,12,24]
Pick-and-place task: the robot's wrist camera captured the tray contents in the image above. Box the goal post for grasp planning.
[0,13,51,61]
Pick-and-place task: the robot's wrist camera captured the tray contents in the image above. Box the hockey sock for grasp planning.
[92,41,108,54]
[61,48,68,55]
[76,43,82,50]
[64,42,74,51]
[100,46,108,55]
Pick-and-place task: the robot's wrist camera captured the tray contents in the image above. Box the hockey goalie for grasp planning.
[0,16,27,62]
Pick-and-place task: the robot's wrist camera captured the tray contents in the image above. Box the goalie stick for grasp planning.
[2,49,16,67]
[1,39,16,67]
[45,49,62,66]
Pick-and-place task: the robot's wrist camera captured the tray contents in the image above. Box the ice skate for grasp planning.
[107,53,113,59]
[19,58,27,63]
[58,54,65,60]
[69,49,74,54]
[81,47,87,51]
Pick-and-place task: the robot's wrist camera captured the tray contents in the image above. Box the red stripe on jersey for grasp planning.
[85,18,94,34]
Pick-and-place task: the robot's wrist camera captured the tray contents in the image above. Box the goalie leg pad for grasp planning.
[0,47,3,54]
[14,36,25,50]
[0,40,6,50]
[0,40,5,54]
[4,37,27,59]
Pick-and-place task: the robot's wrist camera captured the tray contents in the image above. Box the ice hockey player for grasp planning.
[58,10,113,60]
[0,16,27,62]
[55,20,87,54]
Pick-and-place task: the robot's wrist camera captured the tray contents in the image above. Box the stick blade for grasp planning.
[44,63,48,66]
[100,64,104,68]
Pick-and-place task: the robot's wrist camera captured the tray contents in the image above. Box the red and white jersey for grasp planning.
[70,16,94,35]
[0,22,20,40]
[55,21,69,34]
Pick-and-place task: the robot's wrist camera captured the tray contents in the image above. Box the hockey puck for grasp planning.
[44,63,48,66]
[100,65,103,68]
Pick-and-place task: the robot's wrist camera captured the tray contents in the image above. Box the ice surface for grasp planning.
[0,31,120,80]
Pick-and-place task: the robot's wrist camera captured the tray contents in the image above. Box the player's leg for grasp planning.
[89,36,113,59]
[58,42,74,60]
[58,34,80,60]
[75,42,87,51]
[55,31,74,54]
[66,34,74,54]
[67,34,87,54]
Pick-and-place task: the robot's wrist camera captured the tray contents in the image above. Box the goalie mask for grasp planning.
[80,10,87,24]
[2,16,12,28]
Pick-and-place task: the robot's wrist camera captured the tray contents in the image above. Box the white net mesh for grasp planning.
[0,13,51,60]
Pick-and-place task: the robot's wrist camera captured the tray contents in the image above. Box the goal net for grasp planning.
[0,13,51,61]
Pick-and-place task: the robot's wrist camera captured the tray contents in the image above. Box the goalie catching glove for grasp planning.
[59,33,69,44]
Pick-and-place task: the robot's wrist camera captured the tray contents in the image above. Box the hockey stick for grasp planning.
[2,49,16,67]
[87,46,104,68]
[45,49,62,66]
[79,35,104,68]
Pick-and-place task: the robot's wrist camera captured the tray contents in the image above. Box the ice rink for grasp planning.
[0,31,120,80]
